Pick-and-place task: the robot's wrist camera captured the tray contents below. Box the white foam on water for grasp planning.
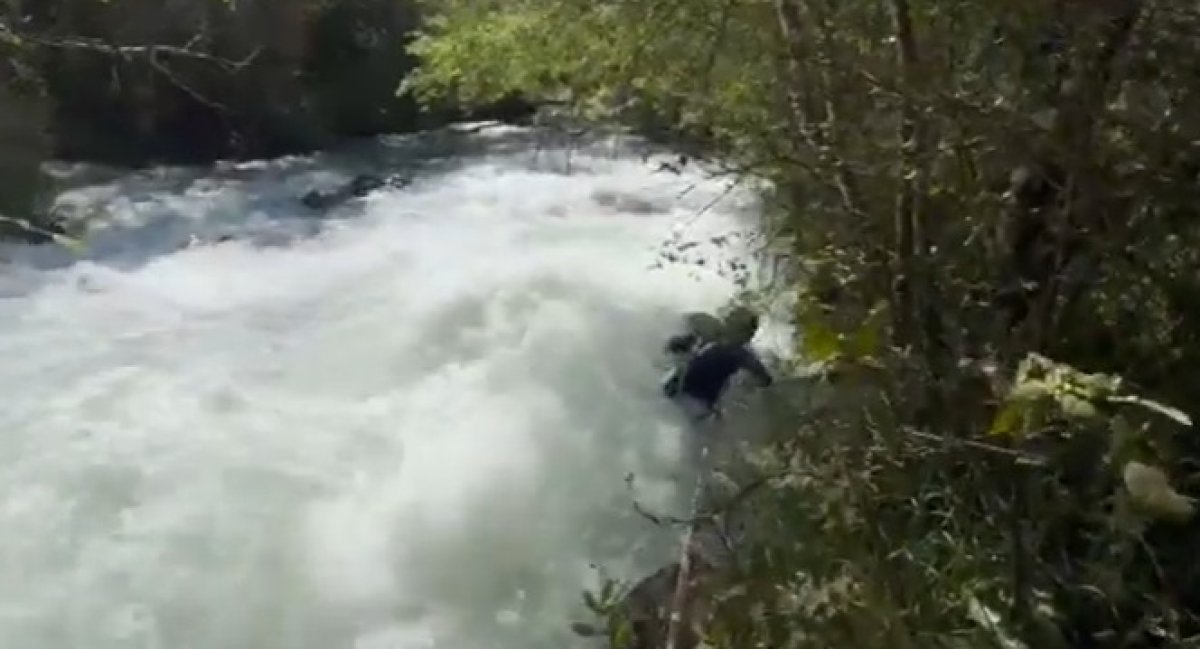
[0,129,766,649]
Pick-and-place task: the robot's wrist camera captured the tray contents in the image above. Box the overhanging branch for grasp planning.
[0,23,261,72]
[1,21,261,114]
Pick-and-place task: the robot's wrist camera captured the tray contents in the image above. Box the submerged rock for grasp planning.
[181,233,237,250]
[574,543,721,649]
[591,189,662,215]
[300,173,411,211]
[0,212,69,245]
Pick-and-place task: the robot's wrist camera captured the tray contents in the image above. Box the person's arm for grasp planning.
[665,332,698,354]
[738,348,774,387]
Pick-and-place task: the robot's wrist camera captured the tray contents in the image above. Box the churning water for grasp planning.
[0,125,770,649]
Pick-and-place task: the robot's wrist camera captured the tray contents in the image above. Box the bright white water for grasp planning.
[0,125,772,649]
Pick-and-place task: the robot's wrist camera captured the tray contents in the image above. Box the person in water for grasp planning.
[661,305,773,422]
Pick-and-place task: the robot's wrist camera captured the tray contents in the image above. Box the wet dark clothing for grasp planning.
[666,332,702,355]
[662,333,773,410]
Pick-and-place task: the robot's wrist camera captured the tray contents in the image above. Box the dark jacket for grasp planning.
[663,332,773,408]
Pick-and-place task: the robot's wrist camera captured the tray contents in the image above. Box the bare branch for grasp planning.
[147,46,229,113]
[903,427,1049,467]
[625,466,789,530]
[0,20,261,115]
[0,23,261,72]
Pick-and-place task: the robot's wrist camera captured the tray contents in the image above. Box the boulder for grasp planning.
[574,542,721,649]
[300,173,411,210]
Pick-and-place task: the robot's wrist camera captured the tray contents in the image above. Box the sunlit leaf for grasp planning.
[846,301,887,360]
[1123,461,1196,523]
[51,233,87,253]
[1059,394,1098,420]
[802,321,842,362]
[1008,379,1052,402]
[988,401,1024,438]
[612,617,633,649]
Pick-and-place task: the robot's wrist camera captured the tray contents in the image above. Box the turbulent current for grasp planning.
[0,125,775,649]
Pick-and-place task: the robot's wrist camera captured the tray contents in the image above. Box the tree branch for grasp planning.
[902,427,1049,467]
[626,469,784,529]
[147,46,228,112]
[0,23,261,72]
[1,21,261,115]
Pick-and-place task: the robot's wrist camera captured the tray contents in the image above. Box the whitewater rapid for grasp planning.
[0,125,772,649]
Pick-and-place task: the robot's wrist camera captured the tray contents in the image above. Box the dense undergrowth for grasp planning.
[404,0,1200,646]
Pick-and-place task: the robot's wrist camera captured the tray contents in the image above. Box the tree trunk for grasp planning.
[0,85,51,228]
[887,0,923,351]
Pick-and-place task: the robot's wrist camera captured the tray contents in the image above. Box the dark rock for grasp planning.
[0,213,68,245]
[350,174,385,197]
[300,173,410,211]
[301,190,333,210]
[574,549,718,649]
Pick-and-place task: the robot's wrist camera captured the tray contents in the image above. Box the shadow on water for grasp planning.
[0,123,681,278]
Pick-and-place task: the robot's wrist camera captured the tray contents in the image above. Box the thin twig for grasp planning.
[903,427,1048,466]
[2,22,260,114]
[685,178,743,224]
[628,470,782,528]
[2,25,261,71]
[148,47,227,112]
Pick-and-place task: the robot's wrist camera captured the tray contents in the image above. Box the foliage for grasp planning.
[989,353,1194,524]
[408,0,1200,646]
[402,0,784,153]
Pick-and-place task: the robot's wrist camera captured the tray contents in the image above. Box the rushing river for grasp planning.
[0,124,773,649]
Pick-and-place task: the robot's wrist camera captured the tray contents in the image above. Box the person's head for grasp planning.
[722,305,760,345]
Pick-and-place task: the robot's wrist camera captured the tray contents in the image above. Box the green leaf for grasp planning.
[582,590,599,613]
[599,578,616,606]
[612,617,633,649]
[1008,379,1052,402]
[988,401,1025,438]
[1123,460,1196,523]
[802,321,842,362]
[51,233,87,254]
[1059,394,1099,420]
[1075,371,1122,400]
[846,301,887,359]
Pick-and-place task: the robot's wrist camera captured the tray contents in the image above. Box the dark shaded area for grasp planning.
[8,0,536,168]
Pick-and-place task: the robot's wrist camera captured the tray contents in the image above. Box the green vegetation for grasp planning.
[406,0,1200,646]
